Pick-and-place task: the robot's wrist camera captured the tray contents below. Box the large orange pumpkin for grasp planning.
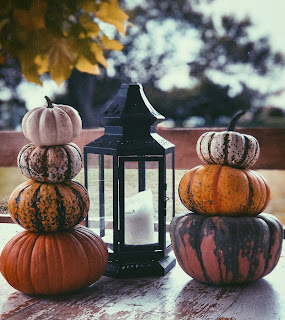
[17,143,82,183]
[8,179,89,232]
[170,212,283,285]
[0,225,108,295]
[179,165,270,216]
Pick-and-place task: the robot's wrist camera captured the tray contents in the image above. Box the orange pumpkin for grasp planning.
[0,225,108,295]
[178,165,270,216]
[8,179,89,232]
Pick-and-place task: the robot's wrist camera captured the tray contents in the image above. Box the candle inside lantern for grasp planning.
[124,189,155,245]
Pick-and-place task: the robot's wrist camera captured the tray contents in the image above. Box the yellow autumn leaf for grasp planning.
[48,38,78,86]
[101,34,124,51]
[13,0,47,31]
[96,0,129,36]
[34,54,49,74]
[18,50,42,85]
[91,43,108,68]
[80,13,100,39]
[75,56,100,75]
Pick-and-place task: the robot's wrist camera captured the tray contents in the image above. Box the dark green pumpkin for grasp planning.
[170,212,283,285]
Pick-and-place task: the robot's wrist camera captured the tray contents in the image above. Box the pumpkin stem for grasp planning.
[45,96,53,108]
[227,110,246,131]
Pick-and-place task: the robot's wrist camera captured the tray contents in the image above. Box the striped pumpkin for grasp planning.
[196,112,260,168]
[170,212,283,285]
[8,179,89,232]
[178,165,270,217]
[0,225,108,295]
[17,143,82,183]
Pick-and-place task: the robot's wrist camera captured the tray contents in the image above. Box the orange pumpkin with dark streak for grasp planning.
[8,179,89,232]
[170,212,283,285]
[179,164,270,217]
[0,225,108,295]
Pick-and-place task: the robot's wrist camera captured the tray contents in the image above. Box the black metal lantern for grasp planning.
[84,83,176,278]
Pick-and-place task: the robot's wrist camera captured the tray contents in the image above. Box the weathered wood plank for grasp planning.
[1,128,285,169]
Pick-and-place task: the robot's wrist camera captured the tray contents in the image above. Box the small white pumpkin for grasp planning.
[196,111,260,168]
[17,143,82,183]
[22,96,82,146]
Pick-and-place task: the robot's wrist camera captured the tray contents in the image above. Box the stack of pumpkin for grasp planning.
[170,112,283,285]
[0,97,108,295]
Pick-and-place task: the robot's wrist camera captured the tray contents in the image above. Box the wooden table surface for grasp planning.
[0,224,284,320]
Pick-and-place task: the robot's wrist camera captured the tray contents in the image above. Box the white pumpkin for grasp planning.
[22,96,82,146]
[196,111,260,168]
[17,143,82,183]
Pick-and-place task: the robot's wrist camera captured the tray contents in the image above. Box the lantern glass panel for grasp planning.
[86,153,114,250]
[122,159,160,247]
[165,152,175,248]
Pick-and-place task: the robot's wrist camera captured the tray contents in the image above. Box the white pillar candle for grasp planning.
[124,189,155,245]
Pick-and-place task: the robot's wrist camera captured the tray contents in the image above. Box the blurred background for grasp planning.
[1,0,285,131]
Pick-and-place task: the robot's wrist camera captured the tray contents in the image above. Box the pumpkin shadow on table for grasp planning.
[173,277,278,319]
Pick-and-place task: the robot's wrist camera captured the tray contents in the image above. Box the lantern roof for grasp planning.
[101,83,165,127]
[84,83,174,155]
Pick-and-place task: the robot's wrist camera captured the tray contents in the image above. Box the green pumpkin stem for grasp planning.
[227,110,246,131]
[45,96,53,108]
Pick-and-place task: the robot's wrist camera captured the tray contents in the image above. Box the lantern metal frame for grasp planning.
[84,83,176,278]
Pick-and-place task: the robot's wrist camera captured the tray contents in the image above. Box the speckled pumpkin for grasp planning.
[17,143,82,183]
[8,179,89,232]
[0,225,108,295]
[22,96,82,146]
[170,212,283,285]
[196,111,260,168]
[178,165,270,216]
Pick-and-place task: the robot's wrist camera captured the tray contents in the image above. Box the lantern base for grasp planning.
[104,255,176,278]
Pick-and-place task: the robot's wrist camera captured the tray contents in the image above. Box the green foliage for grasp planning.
[0,0,128,85]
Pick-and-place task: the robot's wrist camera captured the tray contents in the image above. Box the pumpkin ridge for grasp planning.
[198,133,210,164]
[64,182,87,224]
[242,170,254,215]
[63,147,73,181]
[223,133,230,165]
[246,219,268,281]
[33,184,45,232]
[212,165,223,215]
[236,135,250,168]
[255,172,270,213]
[54,234,65,290]
[181,167,200,212]
[259,214,283,275]
[10,184,30,228]
[25,233,40,293]
[207,133,217,164]
[42,146,49,180]
[19,232,39,293]
[74,230,103,282]
[250,138,260,167]
[198,217,214,283]
[54,185,67,231]
[170,216,189,274]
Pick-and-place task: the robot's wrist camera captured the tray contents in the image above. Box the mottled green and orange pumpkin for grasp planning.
[0,225,108,295]
[179,164,270,217]
[8,179,89,232]
[17,143,82,183]
[170,212,283,285]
